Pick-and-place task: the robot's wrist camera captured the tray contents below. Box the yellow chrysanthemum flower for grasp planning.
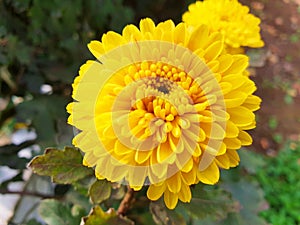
[67,18,261,209]
[182,0,264,51]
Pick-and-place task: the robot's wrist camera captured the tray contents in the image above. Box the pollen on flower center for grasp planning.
[147,77,172,94]
[107,60,201,157]
[125,61,190,89]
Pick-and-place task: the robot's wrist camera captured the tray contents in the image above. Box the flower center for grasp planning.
[148,77,172,94]
[125,61,191,89]
[98,61,202,160]
[117,62,200,152]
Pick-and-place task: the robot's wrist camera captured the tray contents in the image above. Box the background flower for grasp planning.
[182,0,264,52]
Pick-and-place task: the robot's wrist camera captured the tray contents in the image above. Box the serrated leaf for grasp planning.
[178,186,239,222]
[28,146,93,184]
[82,206,134,225]
[39,199,86,225]
[150,201,186,225]
[89,179,111,204]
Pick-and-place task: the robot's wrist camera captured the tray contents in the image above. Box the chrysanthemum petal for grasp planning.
[88,41,105,59]
[188,24,209,51]
[225,120,239,138]
[176,156,194,173]
[140,18,156,35]
[197,161,219,184]
[114,140,133,155]
[167,172,181,193]
[174,23,187,45]
[224,91,248,108]
[215,153,230,169]
[128,166,147,187]
[226,149,240,167]
[181,167,197,185]
[157,142,175,163]
[224,55,248,75]
[224,137,242,149]
[201,122,225,140]
[204,40,223,61]
[178,183,192,202]
[218,54,233,73]
[150,152,168,179]
[221,75,247,90]
[83,152,98,167]
[135,150,152,164]
[164,189,179,210]
[101,31,126,52]
[238,130,252,146]
[147,183,166,201]
[220,82,233,95]
[242,95,261,111]
[238,121,256,130]
[122,24,143,41]
[227,106,255,126]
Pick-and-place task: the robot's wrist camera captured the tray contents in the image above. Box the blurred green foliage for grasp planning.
[0,0,137,150]
[257,143,300,225]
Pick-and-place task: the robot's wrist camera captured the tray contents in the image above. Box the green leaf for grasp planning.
[89,179,112,204]
[73,175,95,196]
[39,199,85,225]
[187,179,267,225]
[150,201,186,225]
[220,179,268,225]
[65,187,92,212]
[178,186,239,222]
[83,206,134,225]
[16,95,70,148]
[28,146,93,184]
[0,140,35,169]
[129,211,157,225]
[0,152,28,169]
[239,149,266,174]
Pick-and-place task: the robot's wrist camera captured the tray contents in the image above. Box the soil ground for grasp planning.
[241,0,300,155]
